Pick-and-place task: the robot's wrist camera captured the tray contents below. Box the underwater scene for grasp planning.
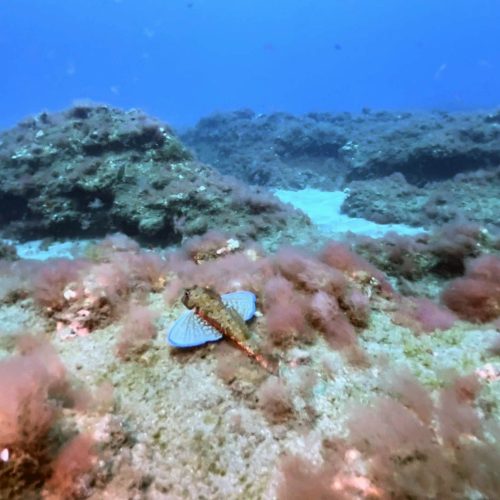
[1,1,500,499]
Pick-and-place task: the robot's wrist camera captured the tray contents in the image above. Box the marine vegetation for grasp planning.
[0,226,498,498]
[0,105,499,498]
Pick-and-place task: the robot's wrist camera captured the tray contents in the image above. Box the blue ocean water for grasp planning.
[2,3,500,499]
[1,0,499,128]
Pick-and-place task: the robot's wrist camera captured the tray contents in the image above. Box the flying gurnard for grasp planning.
[167,286,276,374]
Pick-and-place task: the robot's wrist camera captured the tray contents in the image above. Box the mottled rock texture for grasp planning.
[0,105,311,244]
[342,168,500,230]
[182,108,500,188]
[182,108,500,230]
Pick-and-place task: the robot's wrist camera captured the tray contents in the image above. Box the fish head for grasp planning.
[181,287,197,309]
[181,286,220,309]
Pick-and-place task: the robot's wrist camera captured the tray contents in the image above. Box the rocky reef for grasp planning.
[0,105,311,246]
[1,105,500,499]
[182,108,500,230]
[342,167,500,231]
[183,108,500,188]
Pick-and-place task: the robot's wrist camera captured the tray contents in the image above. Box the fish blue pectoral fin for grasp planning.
[221,291,256,321]
[167,310,223,347]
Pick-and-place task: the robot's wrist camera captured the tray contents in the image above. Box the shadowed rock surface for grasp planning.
[342,168,500,230]
[0,105,312,245]
[182,108,500,230]
[181,108,500,189]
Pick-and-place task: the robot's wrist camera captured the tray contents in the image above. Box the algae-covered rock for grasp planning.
[0,104,311,245]
[182,108,500,189]
[342,167,500,230]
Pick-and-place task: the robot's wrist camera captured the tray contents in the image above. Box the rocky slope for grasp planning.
[0,105,311,246]
[182,108,500,189]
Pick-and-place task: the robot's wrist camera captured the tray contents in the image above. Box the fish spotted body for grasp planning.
[182,286,250,344]
[170,286,277,374]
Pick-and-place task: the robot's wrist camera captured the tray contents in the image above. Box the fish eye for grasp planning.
[182,287,199,309]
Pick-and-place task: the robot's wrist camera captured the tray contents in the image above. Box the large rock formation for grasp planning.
[0,105,311,245]
[341,168,500,231]
[182,108,500,188]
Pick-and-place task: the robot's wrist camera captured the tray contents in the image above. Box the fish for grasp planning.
[167,286,277,374]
